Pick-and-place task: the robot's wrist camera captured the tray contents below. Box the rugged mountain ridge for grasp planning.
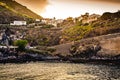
[0,0,42,24]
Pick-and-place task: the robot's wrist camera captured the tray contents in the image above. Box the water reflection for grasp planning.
[0,62,120,80]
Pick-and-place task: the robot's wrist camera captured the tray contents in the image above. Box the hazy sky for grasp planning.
[15,0,120,19]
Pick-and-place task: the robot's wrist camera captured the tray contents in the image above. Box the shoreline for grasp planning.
[0,56,120,65]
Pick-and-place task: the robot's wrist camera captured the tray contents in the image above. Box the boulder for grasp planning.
[70,43,101,58]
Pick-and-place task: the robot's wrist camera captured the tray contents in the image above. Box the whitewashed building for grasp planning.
[35,19,40,22]
[10,21,27,26]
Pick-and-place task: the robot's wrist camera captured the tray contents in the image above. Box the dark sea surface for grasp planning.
[0,62,120,80]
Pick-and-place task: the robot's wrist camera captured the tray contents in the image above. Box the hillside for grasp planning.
[61,11,120,43]
[84,11,120,38]
[0,0,42,24]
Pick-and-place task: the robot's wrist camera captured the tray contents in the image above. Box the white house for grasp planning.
[35,19,40,22]
[10,21,27,26]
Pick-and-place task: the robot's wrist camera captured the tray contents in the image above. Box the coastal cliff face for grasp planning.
[81,33,120,57]
[52,33,120,58]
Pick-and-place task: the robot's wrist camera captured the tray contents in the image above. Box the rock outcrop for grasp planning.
[101,11,120,20]
[52,33,120,62]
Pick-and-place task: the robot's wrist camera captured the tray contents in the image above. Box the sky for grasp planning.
[15,0,120,19]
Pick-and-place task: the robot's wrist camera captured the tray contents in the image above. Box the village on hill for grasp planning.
[0,11,120,63]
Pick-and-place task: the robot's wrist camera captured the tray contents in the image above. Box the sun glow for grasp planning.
[40,2,85,19]
[40,0,120,19]
[41,5,56,19]
[40,0,86,19]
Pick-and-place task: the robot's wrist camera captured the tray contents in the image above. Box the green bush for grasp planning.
[14,40,28,51]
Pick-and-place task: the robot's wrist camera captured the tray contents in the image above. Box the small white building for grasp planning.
[35,19,40,22]
[10,21,27,26]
